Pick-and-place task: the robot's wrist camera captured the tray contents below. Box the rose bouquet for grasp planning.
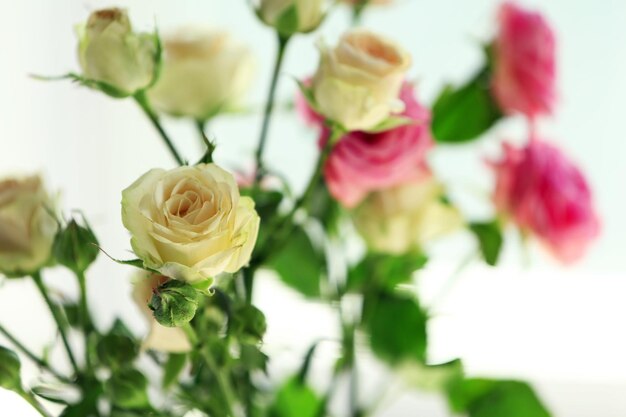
[0,2,599,417]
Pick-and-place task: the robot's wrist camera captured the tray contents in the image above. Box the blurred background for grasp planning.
[1,0,626,415]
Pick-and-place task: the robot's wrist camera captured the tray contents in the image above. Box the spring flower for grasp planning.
[77,8,157,95]
[132,273,192,352]
[492,139,599,263]
[149,28,254,120]
[258,0,327,34]
[121,164,260,284]
[353,175,462,254]
[320,82,433,208]
[0,176,57,276]
[492,2,556,119]
[312,29,411,131]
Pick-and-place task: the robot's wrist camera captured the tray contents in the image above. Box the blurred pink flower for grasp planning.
[492,2,557,119]
[492,139,599,263]
[321,83,433,208]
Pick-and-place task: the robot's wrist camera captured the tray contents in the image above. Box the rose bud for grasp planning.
[132,273,191,352]
[52,217,99,274]
[148,28,254,120]
[492,139,599,263]
[77,8,157,96]
[121,163,260,284]
[312,29,411,131]
[0,176,58,277]
[492,2,557,119]
[321,82,433,208]
[148,280,200,328]
[258,0,327,35]
[0,346,21,391]
[354,175,462,254]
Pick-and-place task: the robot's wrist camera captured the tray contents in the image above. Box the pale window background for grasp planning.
[1,1,625,416]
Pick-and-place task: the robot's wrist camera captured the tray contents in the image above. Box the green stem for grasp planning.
[19,390,53,417]
[75,270,93,372]
[134,91,185,166]
[195,120,216,163]
[352,0,371,26]
[182,324,238,417]
[31,272,79,375]
[0,324,70,383]
[243,267,256,305]
[254,34,291,184]
[252,128,339,266]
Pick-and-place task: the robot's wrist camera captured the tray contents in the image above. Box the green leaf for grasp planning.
[432,66,502,143]
[32,72,130,98]
[163,353,187,389]
[448,379,552,417]
[364,116,416,134]
[231,304,267,342]
[470,221,503,266]
[239,344,269,373]
[363,291,428,364]
[62,303,81,328]
[308,181,342,236]
[97,319,138,369]
[295,79,320,114]
[269,378,323,417]
[106,369,151,410]
[0,345,21,391]
[400,359,464,393]
[268,226,325,298]
[347,252,428,293]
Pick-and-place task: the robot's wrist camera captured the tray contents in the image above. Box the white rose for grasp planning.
[148,28,254,120]
[122,164,260,284]
[312,29,411,131]
[77,8,157,95]
[0,176,57,276]
[354,176,462,254]
[132,273,192,353]
[258,0,326,34]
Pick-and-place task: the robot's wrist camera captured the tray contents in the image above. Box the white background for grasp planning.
[1,0,626,416]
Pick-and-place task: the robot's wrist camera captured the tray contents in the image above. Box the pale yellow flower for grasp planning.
[313,30,411,131]
[354,176,462,254]
[121,164,260,283]
[0,176,57,276]
[77,8,156,95]
[149,28,254,120]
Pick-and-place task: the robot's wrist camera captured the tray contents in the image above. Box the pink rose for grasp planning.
[492,139,599,263]
[321,83,433,208]
[492,2,557,119]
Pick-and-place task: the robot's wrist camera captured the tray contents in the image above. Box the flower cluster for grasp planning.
[0,2,601,417]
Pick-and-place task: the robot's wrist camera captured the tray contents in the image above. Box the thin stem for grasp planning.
[195,120,216,163]
[134,91,185,166]
[31,272,79,375]
[19,390,53,417]
[75,270,93,372]
[253,129,338,266]
[352,0,371,26]
[0,324,70,383]
[243,267,256,305]
[182,324,238,417]
[254,34,291,184]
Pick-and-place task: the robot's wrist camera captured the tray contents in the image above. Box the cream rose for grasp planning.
[132,273,192,353]
[121,164,260,283]
[0,176,58,276]
[148,28,254,120]
[258,0,326,34]
[77,8,157,95]
[312,29,411,131]
[353,176,462,254]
